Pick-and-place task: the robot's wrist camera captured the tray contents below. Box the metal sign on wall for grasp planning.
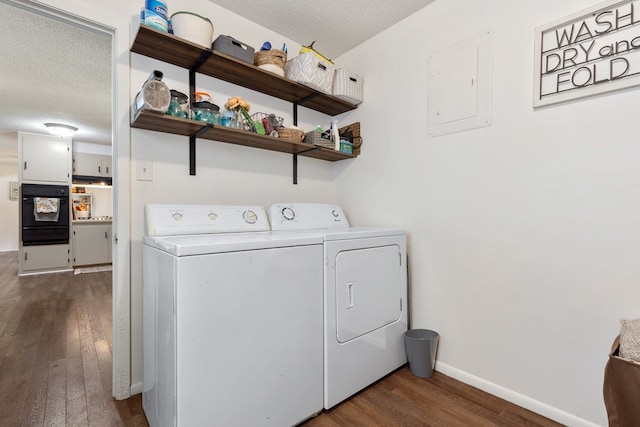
[534,0,640,107]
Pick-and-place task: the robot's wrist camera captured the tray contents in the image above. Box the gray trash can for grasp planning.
[404,329,439,378]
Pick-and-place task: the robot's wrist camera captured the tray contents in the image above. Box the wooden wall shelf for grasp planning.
[131,111,355,162]
[130,24,360,181]
[130,25,357,116]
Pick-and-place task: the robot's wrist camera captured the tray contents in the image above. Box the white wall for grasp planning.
[335,0,639,425]
[73,140,111,156]
[0,132,18,252]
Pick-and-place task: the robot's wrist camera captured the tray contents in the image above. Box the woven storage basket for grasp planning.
[304,130,334,148]
[332,69,364,104]
[339,122,362,156]
[278,127,304,143]
[254,49,287,76]
[285,52,334,94]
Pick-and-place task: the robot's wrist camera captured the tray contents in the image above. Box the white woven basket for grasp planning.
[285,53,334,94]
[170,11,214,48]
[332,69,364,104]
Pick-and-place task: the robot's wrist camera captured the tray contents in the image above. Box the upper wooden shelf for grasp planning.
[130,25,358,116]
[131,111,355,162]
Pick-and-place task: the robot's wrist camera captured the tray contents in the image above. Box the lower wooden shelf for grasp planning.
[131,110,357,162]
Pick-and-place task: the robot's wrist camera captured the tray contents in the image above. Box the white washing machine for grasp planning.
[142,204,323,427]
[269,203,408,409]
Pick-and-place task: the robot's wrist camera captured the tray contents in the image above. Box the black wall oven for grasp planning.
[21,183,70,246]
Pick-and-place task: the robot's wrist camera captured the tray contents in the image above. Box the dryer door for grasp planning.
[334,244,402,343]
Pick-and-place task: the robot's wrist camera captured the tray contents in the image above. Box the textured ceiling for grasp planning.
[208,0,436,59]
[0,1,111,148]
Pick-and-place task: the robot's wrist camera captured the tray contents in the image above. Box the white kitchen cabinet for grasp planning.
[73,152,112,177]
[19,132,71,184]
[20,244,71,275]
[73,223,111,266]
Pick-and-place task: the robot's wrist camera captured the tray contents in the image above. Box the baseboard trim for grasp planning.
[435,362,600,427]
[130,381,143,396]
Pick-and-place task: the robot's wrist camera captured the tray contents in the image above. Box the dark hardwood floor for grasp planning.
[0,251,147,426]
[0,250,561,427]
[303,369,562,426]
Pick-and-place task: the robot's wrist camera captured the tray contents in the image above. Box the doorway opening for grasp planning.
[0,0,128,400]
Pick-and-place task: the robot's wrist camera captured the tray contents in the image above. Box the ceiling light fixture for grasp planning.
[44,122,78,138]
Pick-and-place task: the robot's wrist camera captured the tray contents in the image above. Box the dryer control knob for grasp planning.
[282,207,295,221]
[208,212,218,221]
[172,212,183,221]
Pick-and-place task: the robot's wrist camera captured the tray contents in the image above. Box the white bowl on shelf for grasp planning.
[170,11,214,48]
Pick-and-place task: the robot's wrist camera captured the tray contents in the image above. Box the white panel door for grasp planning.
[73,224,110,266]
[335,245,402,343]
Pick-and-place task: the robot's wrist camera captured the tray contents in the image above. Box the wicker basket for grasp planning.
[278,127,304,143]
[339,122,363,156]
[304,130,334,148]
[254,49,287,76]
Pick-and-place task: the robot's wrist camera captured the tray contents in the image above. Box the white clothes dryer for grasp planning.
[269,203,408,409]
[142,204,323,427]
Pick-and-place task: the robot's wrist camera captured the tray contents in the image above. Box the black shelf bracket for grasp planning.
[189,50,213,106]
[189,135,196,175]
[187,49,214,175]
[292,102,299,184]
[189,125,212,175]
[291,93,322,184]
[293,153,298,185]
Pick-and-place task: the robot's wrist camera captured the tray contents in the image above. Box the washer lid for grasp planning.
[143,231,323,256]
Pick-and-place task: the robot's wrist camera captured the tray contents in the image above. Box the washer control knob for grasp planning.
[243,210,258,224]
[282,207,295,221]
[331,209,339,218]
[172,212,183,221]
[208,212,218,222]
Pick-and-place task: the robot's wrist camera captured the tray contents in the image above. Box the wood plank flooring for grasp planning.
[0,250,561,426]
[0,251,147,426]
[303,368,562,426]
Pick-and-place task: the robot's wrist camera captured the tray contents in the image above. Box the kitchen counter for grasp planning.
[73,219,112,224]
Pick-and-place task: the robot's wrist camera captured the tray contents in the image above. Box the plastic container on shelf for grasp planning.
[170,11,214,48]
[166,90,189,118]
[213,35,255,64]
[192,101,220,124]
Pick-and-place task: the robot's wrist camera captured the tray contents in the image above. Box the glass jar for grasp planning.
[192,101,220,125]
[166,90,189,118]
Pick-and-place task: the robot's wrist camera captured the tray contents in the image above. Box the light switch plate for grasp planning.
[137,159,153,181]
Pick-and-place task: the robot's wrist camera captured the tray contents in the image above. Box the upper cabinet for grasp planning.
[19,132,71,184]
[73,153,112,178]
